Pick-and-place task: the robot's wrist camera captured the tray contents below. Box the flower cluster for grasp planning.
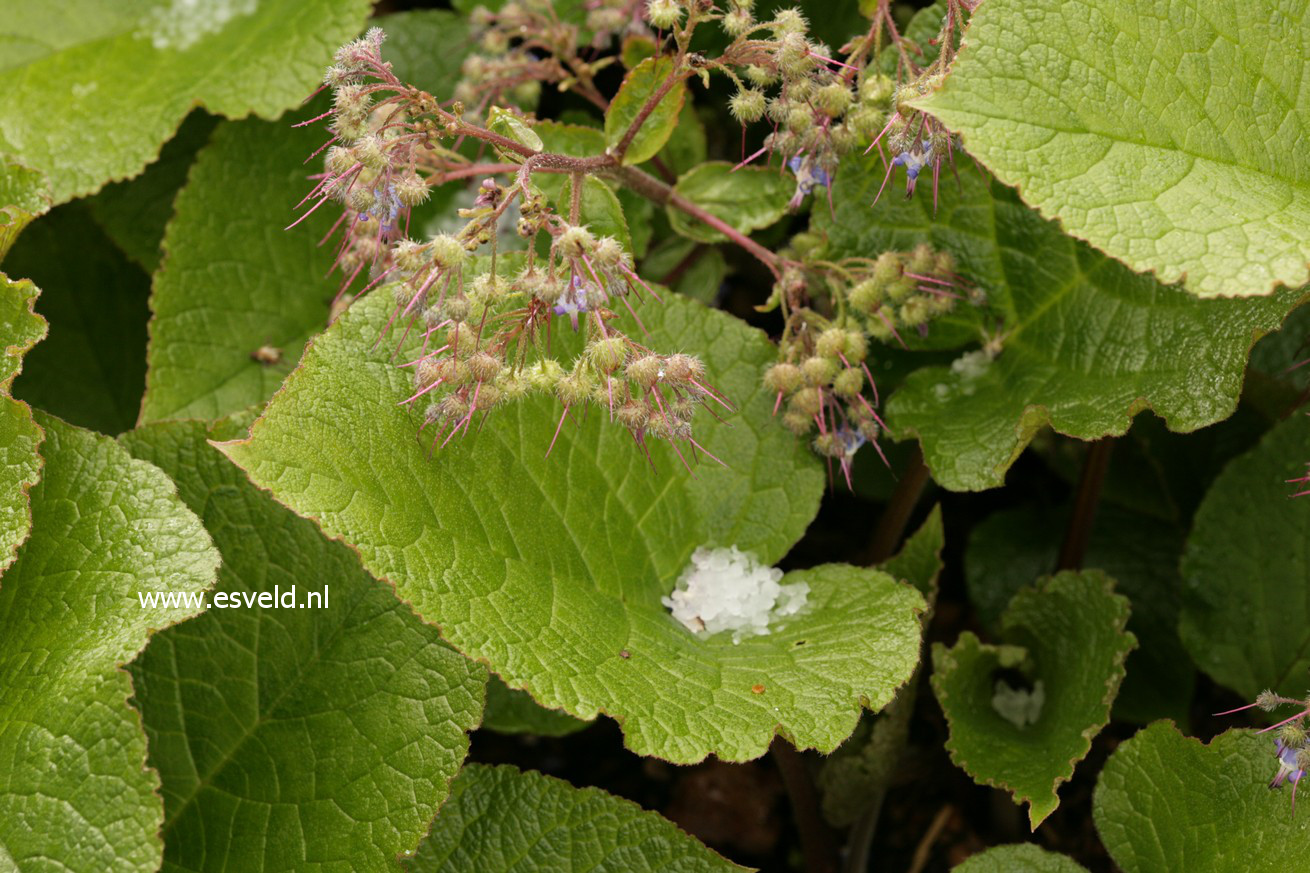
[1219,689,1310,814]
[846,243,964,345]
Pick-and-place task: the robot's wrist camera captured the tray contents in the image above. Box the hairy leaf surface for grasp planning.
[0,272,45,575]
[121,420,486,871]
[407,764,743,872]
[606,57,687,166]
[954,844,1089,873]
[819,156,1302,491]
[915,0,1310,298]
[0,0,373,203]
[220,292,926,762]
[668,163,793,244]
[0,158,50,261]
[1094,724,1310,872]
[0,414,217,871]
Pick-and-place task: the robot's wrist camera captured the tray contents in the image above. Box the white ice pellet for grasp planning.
[662,546,809,643]
[140,0,257,51]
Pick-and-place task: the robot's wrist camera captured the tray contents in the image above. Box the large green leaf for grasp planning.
[120,419,486,872]
[1180,412,1310,701]
[142,118,338,423]
[0,414,218,871]
[407,764,743,871]
[915,0,1310,298]
[966,503,1194,726]
[8,204,150,434]
[668,163,793,245]
[954,844,1089,873]
[0,272,45,575]
[605,56,686,166]
[482,675,589,737]
[1094,723,1310,872]
[219,291,926,763]
[0,157,50,261]
[931,571,1135,828]
[0,0,373,204]
[818,156,1303,491]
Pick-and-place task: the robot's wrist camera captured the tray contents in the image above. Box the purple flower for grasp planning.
[553,275,589,331]
[834,425,866,459]
[1271,739,1307,790]
[787,155,832,208]
[892,143,934,191]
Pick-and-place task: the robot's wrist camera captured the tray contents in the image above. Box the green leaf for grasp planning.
[0,0,373,204]
[818,156,1303,491]
[380,9,473,95]
[659,99,707,176]
[142,118,338,423]
[405,764,744,872]
[0,413,218,871]
[7,204,149,434]
[966,503,1194,726]
[85,110,218,272]
[488,106,544,158]
[218,291,927,762]
[1180,411,1310,701]
[0,272,46,575]
[931,571,1136,827]
[668,162,793,245]
[482,675,590,737]
[953,844,1089,873]
[0,157,50,262]
[119,419,486,871]
[605,56,687,166]
[915,0,1310,298]
[558,176,635,254]
[1094,723,1310,872]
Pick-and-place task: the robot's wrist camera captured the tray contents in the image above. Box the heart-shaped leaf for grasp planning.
[218,291,926,762]
[121,419,486,871]
[931,571,1136,827]
[0,414,218,871]
[914,0,1310,298]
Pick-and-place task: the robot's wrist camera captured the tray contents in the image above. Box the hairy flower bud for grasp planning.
[770,7,807,36]
[429,233,466,269]
[467,351,501,383]
[814,328,846,359]
[325,145,355,176]
[722,7,753,36]
[848,279,883,314]
[354,135,388,172]
[801,355,837,386]
[745,64,778,87]
[763,362,803,395]
[556,225,596,259]
[729,88,767,124]
[587,337,628,374]
[816,82,853,118]
[444,296,471,323]
[646,0,681,29]
[626,355,664,389]
[832,367,864,399]
[394,171,429,207]
[617,401,650,431]
[593,236,625,269]
[790,386,822,416]
[663,353,704,384]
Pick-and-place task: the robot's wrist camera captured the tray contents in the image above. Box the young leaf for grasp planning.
[668,162,793,245]
[0,272,46,575]
[1180,412,1310,701]
[954,844,1089,873]
[931,571,1136,828]
[7,205,150,435]
[0,414,218,871]
[605,56,687,166]
[405,764,744,872]
[1094,724,1310,871]
[142,118,338,423]
[0,158,51,261]
[120,419,486,871]
[914,0,1310,298]
[818,157,1303,491]
[966,503,1194,726]
[218,292,927,763]
[0,0,373,204]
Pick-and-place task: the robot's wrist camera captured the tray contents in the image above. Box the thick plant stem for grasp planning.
[866,444,930,564]
[1056,438,1114,571]
[772,737,840,873]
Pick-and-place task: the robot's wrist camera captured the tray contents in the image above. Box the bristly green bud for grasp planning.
[899,297,933,328]
[801,355,838,386]
[770,7,807,36]
[848,279,883,313]
[429,233,465,269]
[785,104,812,133]
[663,353,704,384]
[860,73,895,106]
[394,239,429,274]
[347,187,376,212]
[443,296,471,323]
[556,225,595,259]
[1281,722,1308,749]
[534,276,565,304]
[556,368,595,406]
[527,359,566,390]
[815,82,853,118]
[415,357,443,389]
[354,135,388,172]
[587,337,628,374]
[617,401,650,431]
[763,362,803,395]
[908,242,936,275]
[626,355,663,389]
[885,276,915,303]
[722,7,753,36]
[782,410,813,435]
[814,329,846,359]
[472,383,502,409]
[812,433,842,458]
[843,329,868,363]
[593,236,626,268]
[467,351,501,382]
[394,171,429,207]
[436,394,470,423]
[790,386,822,416]
[866,313,894,342]
[1257,689,1281,711]
[729,89,767,124]
[777,32,813,76]
[833,367,864,399]
[325,146,355,176]
[744,64,778,87]
[646,0,681,29]
[872,251,902,285]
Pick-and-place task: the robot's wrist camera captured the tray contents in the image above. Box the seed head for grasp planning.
[729,89,767,124]
[394,171,429,207]
[646,0,682,30]
[801,356,838,386]
[587,337,629,374]
[429,233,466,269]
[763,362,803,395]
[626,355,664,389]
[663,353,704,384]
